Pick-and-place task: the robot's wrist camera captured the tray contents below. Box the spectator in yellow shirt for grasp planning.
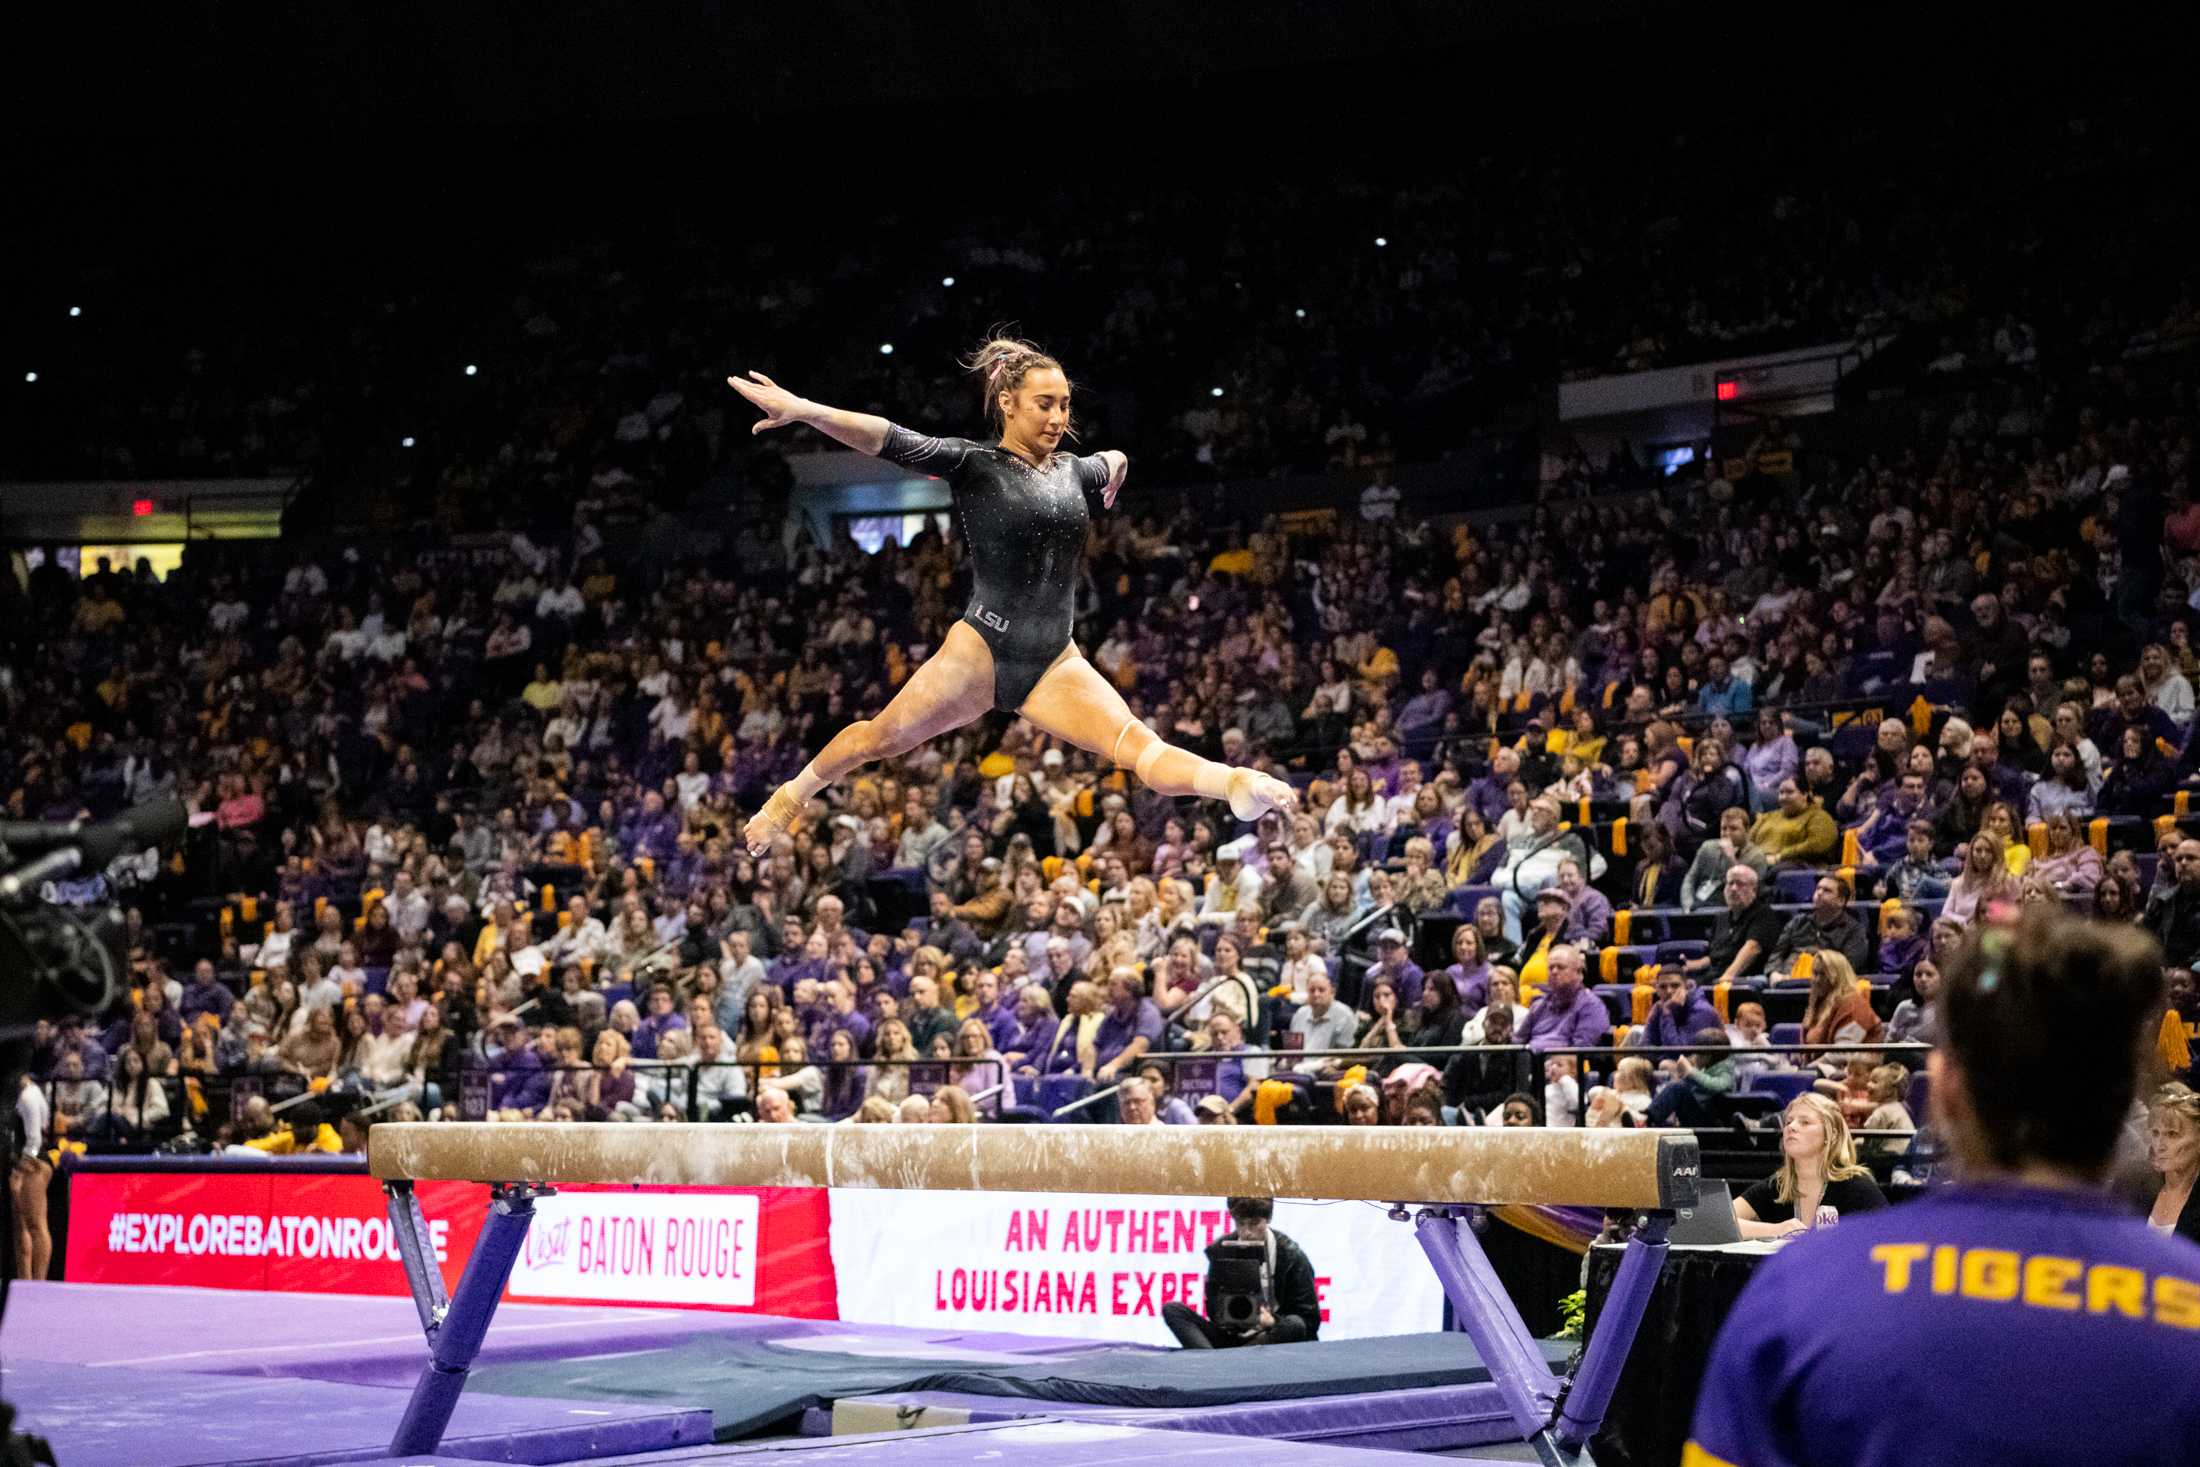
[1749,778,1838,868]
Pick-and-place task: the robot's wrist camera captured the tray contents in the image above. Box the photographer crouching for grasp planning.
[1161,1196,1320,1349]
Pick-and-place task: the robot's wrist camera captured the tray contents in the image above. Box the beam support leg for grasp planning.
[1413,1208,1559,1449]
[1554,1213,1669,1454]
[389,1181,548,1457]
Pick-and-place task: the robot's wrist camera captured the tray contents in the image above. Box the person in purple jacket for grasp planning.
[1629,969,1724,1056]
[1517,945,1610,1053]
[1688,904,2200,1467]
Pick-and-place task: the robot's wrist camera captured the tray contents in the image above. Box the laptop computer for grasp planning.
[1668,1178,1742,1245]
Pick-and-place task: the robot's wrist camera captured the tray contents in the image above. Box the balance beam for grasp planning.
[370,1123,1698,1462]
[367,1121,1698,1210]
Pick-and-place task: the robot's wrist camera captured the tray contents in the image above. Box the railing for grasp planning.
[40,1039,1927,1144]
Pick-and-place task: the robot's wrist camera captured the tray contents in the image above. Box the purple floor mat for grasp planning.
[2,1283,1101,1389]
[0,1358,712,1467]
[579,1419,1474,1466]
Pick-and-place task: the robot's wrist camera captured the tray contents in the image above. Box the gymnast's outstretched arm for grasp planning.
[726,371,889,456]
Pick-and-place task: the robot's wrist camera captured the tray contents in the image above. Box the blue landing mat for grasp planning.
[3,1359,713,1467]
[464,1329,1539,1442]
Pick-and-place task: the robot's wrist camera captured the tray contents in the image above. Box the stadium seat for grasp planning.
[1747,1071,1815,1105]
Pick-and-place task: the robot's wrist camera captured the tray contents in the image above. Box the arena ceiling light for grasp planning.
[68,306,81,318]
[1295,308,1306,318]
[941,276,955,287]
[464,364,478,376]
[401,436,415,448]
[1374,236,1388,247]
[879,343,894,355]
[22,372,36,383]
[1210,386,1224,397]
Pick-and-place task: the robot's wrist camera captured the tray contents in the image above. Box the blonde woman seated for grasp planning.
[2030,811,2103,899]
[949,1018,1014,1115]
[866,1020,920,1105]
[1732,1092,1887,1238]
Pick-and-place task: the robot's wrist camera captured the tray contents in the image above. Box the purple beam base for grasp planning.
[389,1179,547,1457]
[1412,1208,1559,1444]
[1413,1205,1669,1467]
[1554,1212,1669,1453]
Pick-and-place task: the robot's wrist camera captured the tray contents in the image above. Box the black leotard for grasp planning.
[877,425,1111,710]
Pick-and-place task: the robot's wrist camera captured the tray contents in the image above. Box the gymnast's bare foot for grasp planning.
[1227,768,1298,822]
[743,786,805,856]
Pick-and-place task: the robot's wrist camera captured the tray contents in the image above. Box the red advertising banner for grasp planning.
[64,1172,838,1318]
[503,1184,837,1317]
[64,1172,485,1295]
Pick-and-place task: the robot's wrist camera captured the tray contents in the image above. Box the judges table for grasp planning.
[1583,1239,1782,1467]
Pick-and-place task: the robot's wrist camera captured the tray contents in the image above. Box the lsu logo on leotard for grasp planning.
[971,603,1011,633]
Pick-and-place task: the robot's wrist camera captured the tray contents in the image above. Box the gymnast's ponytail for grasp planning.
[961,332,1076,442]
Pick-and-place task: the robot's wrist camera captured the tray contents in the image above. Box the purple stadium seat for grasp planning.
[1747,1071,1815,1105]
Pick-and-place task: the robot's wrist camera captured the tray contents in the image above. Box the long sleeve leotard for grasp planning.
[877,425,1112,710]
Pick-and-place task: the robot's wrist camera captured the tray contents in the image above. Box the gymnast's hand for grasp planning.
[727,371,807,433]
[1099,449,1128,508]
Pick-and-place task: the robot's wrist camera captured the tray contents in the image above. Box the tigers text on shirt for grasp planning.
[1686,1183,2200,1467]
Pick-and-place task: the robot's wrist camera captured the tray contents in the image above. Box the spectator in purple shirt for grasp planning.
[1629,969,1724,1054]
[1004,986,1060,1076]
[1364,928,1425,1009]
[630,982,689,1060]
[489,1019,554,1113]
[1394,669,1455,758]
[1517,945,1610,1053]
[1092,969,1165,1083]
[179,959,235,1026]
[1466,749,1521,830]
[49,1017,111,1082]
[1441,925,1495,1012]
[820,977,875,1057]
[961,969,1021,1052]
[617,790,681,861]
[1555,856,1613,947]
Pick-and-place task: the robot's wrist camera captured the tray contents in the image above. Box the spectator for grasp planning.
[1768,875,1870,977]
[1644,1029,1740,1128]
[1516,945,1608,1054]
[1750,778,1838,869]
[1633,971,1724,1054]
[1681,807,1769,912]
[1284,973,1358,1077]
[1730,1093,1887,1238]
[1799,952,1885,1049]
[1688,865,1785,983]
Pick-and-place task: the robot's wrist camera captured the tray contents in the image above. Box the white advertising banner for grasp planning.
[827,1188,1443,1344]
[510,1189,762,1307]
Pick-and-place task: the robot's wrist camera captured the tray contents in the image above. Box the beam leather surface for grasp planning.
[368,1123,1696,1209]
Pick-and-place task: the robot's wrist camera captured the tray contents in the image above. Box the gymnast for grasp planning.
[727,336,1297,856]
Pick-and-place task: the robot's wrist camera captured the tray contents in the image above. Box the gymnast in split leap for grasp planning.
[728,335,1297,856]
